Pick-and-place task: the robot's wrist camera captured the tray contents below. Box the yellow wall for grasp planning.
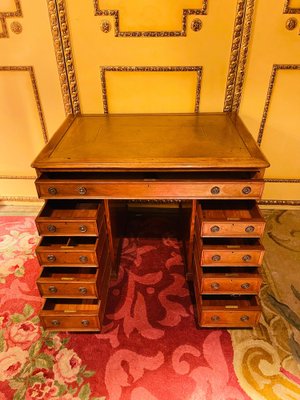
[0,0,299,204]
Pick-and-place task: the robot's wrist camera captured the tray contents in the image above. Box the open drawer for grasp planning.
[197,200,265,238]
[35,200,104,236]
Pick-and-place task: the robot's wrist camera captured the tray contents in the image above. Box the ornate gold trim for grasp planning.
[264,178,300,183]
[283,0,300,14]
[0,196,40,202]
[0,176,35,179]
[257,64,300,146]
[10,21,22,34]
[224,0,255,112]
[94,0,208,37]
[100,66,202,114]
[47,0,80,114]
[0,0,22,39]
[259,200,300,206]
[0,66,48,143]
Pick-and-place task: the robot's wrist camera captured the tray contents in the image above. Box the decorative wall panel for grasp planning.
[0,0,22,39]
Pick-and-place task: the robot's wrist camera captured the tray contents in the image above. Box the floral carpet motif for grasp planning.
[0,215,249,400]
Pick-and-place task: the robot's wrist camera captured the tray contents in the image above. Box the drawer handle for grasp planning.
[241,282,250,289]
[211,315,220,322]
[51,319,60,326]
[242,186,252,195]
[48,286,57,293]
[79,255,88,264]
[78,186,87,195]
[240,315,250,322]
[242,254,252,262]
[79,225,87,233]
[79,287,88,295]
[211,225,220,233]
[245,225,255,233]
[47,254,56,262]
[48,187,57,195]
[81,319,90,327]
[212,255,221,262]
[47,224,57,233]
[211,282,220,290]
[211,186,220,195]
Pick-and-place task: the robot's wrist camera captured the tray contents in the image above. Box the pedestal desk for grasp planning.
[32,113,269,331]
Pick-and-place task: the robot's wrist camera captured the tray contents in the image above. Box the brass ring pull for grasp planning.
[245,225,255,233]
[240,315,250,322]
[212,255,221,262]
[47,254,56,262]
[79,255,88,264]
[81,319,89,327]
[47,224,56,233]
[242,186,251,195]
[78,186,87,195]
[211,225,220,233]
[51,319,60,326]
[79,225,87,233]
[211,282,220,290]
[211,186,220,195]
[48,187,57,195]
[48,286,57,293]
[79,287,87,295]
[241,282,250,289]
[242,254,252,262]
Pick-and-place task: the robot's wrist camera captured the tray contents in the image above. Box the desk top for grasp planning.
[32,113,269,171]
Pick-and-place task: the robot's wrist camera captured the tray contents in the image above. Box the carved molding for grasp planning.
[283,0,300,14]
[0,196,40,202]
[47,0,80,114]
[264,178,300,183]
[93,0,208,37]
[257,64,300,146]
[224,0,255,112]
[100,66,202,114]
[0,0,22,39]
[0,176,35,179]
[0,66,48,143]
[259,199,300,206]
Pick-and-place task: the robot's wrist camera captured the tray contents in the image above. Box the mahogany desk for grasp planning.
[32,113,269,331]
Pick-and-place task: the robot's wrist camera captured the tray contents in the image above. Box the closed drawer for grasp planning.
[35,234,106,267]
[39,299,101,331]
[201,238,265,266]
[199,295,261,327]
[197,200,265,238]
[201,267,262,294]
[36,200,104,236]
[37,255,108,298]
[36,175,264,200]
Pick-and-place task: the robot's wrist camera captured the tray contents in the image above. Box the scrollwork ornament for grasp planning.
[286,17,298,30]
[10,21,22,34]
[191,19,202,32]
[101,20,111,33]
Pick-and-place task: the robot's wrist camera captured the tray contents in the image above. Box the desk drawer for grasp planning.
[36,200,104,236]
[201,238,265,266]
[199,295,261,327]
[197,200,265,238]
[36,176,264,200]
[35,235,106,267]
[201,267,262,294]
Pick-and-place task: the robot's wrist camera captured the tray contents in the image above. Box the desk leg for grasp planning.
[186,200,197,281]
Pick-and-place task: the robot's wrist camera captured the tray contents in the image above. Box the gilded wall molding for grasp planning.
[0,176,35,179]
[0,196,40,202]
[224,0,255,112]
[264,178,300,183]
[94,0,207,37]
[0,66,48,143]
[283,0,300,14]
[100,66,202,113]
[0,0,22,39]
[257,64,300,146]
[259,200,300,206]
[47,0,80,114]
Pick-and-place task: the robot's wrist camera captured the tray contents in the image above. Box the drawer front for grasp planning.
[201,249,264,266]
[37,280,98,298]
[40,314,100,331]
[36,221,98,236]
[201,275,262,294]
[200,309,261,327]
[36,251,97,266]
[36,179,264,200]
[201,221,265,238]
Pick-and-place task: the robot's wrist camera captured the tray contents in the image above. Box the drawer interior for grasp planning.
[38,236,97,249]
[202,238,262,247]
[40,267,97,280]
[38,200,101,219]
[198,200,262,220]
[202,267,260,275]
[43,299,99,312]
[201,295,259,308]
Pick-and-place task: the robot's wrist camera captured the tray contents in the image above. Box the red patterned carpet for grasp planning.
[0,215,250,400]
